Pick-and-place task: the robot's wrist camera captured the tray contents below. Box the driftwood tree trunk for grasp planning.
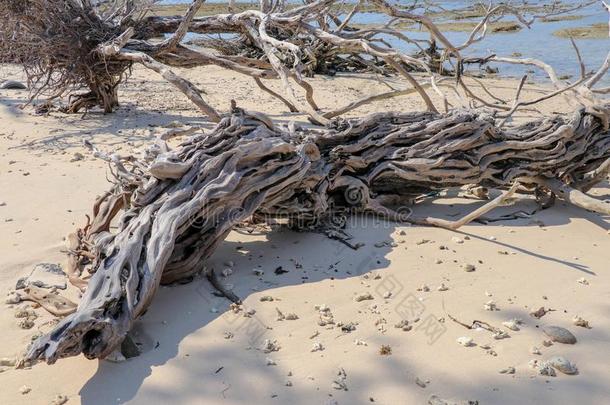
[24,103,610,364]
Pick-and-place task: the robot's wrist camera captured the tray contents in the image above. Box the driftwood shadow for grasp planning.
[78,201,608,403]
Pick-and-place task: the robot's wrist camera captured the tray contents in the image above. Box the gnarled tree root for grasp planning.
[24,104,610,364]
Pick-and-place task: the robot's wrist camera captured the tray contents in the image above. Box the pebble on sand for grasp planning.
[484,300,498,311]
[499,366,515,374]
[311,342,325,352]
[492,330,510,340]
[502,319,521,331]
[51,394,69,405]
[437,283,449,291]
[548,356,578,375]
[530,306,548,318]
[457,336,475,347]
[354,292,374,302]
[462,263,476,272]
[543,326,577,344]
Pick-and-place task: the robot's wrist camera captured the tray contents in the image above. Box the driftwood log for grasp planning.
[23,102,610,364]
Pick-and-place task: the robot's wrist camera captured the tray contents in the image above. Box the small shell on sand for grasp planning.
[576,277,589,285]
[452,237,464,244]
[354,339,368,346]
[51,394,69,405]
[462,263,476,272]
[19,385,31,395]
[530,346,541,355]
[537,361,556,377]
[311,342,324,352]
[484,300,498,311]
[502,319,521,331]
[457,336,475,347]
[572,315,591,329]
[262,339,281,353]
[499,366,515,374]
[543,326,577,344]
[548,356,578,375]
[266,358,277,366]
[394,320,412,331]
[332,368,348,390]
[437,283,449,291]
[492,330,510,340]
[530,307,548,318]
[259,296,274,302]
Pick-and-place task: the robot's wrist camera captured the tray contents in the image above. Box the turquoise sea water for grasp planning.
[158,0,609,84]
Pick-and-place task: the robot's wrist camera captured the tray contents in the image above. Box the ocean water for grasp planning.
[158,0,609,84]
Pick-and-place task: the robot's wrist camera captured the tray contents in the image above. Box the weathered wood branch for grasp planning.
[24,103,610,364]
